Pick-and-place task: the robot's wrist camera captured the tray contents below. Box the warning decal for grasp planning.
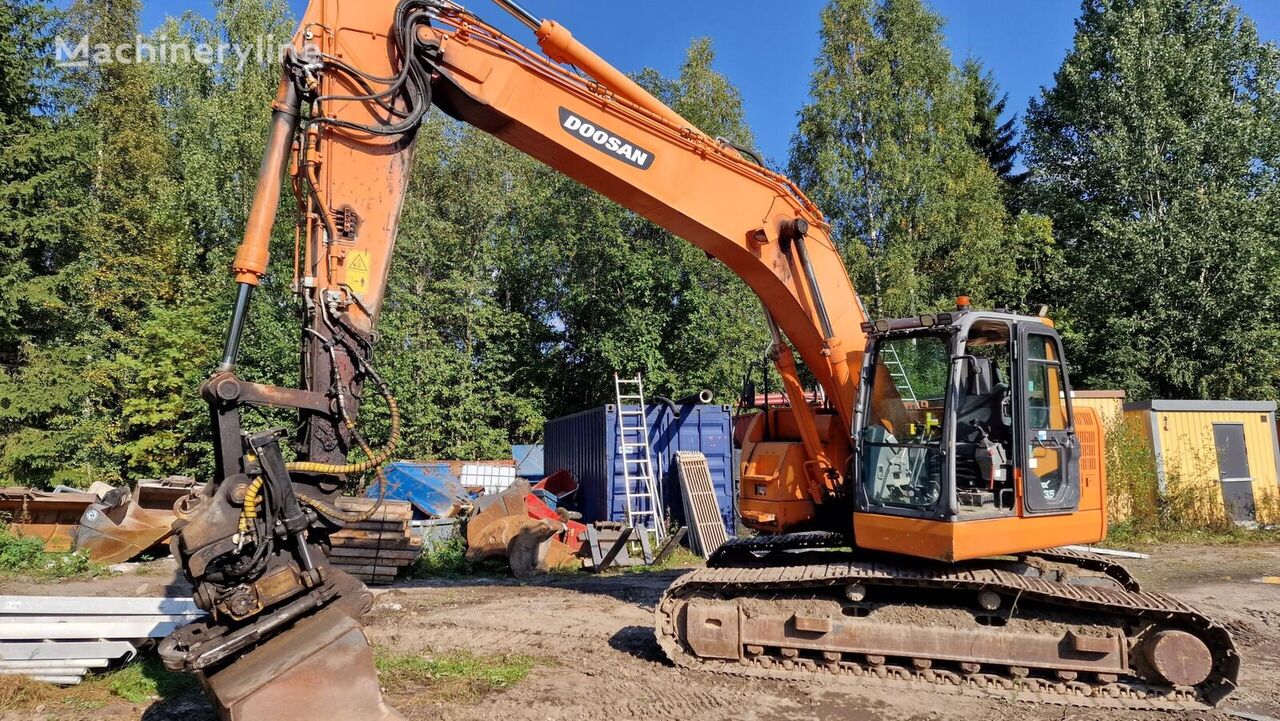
[346,250,371,294]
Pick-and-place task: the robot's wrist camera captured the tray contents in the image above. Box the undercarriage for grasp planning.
[656,533,1239,710]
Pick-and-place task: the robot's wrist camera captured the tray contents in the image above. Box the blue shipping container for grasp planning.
[511,444,544,479]
[543,403,736,534]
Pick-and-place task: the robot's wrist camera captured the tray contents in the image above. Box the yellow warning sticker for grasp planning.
[346,250,370,294]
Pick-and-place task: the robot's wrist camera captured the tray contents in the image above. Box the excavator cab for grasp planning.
[850,306,1107,562]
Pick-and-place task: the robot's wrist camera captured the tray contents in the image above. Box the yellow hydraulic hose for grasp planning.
[284,385,401,476]
[238,476,265,537]
[286,367,399,524]
[298,431,391,524]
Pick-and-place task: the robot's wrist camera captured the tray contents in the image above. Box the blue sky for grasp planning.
[138,0,1280,167]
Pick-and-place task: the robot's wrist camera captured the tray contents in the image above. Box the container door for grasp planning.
[1015,326,1080,515]
[1212,423,1256,522]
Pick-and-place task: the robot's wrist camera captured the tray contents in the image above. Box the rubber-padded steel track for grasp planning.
[657,548,1238,711]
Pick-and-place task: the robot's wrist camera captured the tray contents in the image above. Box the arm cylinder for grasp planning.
[231,76,302,286]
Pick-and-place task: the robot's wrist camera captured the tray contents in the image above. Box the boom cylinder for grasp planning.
[491,0,541,30]
[531,20,699,134]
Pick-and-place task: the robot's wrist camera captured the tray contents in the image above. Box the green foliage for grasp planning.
[0,522,99,579]
[1101,419,1160,528]
[1024,0,1280,400]
[114,302,219,478]
[407,534,472,578]
[0,0,295,488]
[0,0,103,488]
[789,0,1021,318]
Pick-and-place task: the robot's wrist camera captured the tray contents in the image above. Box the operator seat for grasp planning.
[954,358,1012,493]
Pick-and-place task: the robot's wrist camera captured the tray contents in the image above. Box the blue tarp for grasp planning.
[367,461,469,518]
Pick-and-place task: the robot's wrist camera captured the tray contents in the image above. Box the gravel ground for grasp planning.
[1,543,1277,721]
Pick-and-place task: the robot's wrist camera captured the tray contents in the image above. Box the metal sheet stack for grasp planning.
[327,498,423,585]
[0,596,204,685]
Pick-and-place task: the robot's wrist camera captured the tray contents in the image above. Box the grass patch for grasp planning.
[611,543,703,574]
[95,657,200,704]
[0,522,104,580]
[408,535,471,578]
[1105,519,1280,549]
[407,534,514,579]
[375,649,535,702]
[0,658,200,713]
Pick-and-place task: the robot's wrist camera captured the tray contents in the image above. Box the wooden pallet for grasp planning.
[327,498,422,584]
[673,451,729,558]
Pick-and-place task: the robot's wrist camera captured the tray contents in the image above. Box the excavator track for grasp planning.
[656,538,1238,711]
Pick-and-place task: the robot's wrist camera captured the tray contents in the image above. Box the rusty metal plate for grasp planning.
[684,603,740,660]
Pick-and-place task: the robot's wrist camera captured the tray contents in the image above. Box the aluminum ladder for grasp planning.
[881,343,918,404]
[613,373,666,542]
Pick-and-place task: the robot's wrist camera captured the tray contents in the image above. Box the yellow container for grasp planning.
[1122,400,1280,524]
[1072,390,1126,427]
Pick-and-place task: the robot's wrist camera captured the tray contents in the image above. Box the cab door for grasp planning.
[1015,325,1080,514]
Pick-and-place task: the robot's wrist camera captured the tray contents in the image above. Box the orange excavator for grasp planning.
[157,1,1239,718]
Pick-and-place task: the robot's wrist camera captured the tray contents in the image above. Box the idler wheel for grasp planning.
[1143,629,1213,686]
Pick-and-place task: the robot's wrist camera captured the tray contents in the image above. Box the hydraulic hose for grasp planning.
[284,371,401,476]
[297,435,390,524]
[285,326,398,524]
[238,477,265,537]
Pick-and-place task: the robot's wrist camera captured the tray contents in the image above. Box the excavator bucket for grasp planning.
[465,480,583,577]
[76,477,200,564]
[198,603,403,721]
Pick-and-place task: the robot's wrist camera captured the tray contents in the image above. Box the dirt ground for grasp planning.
[2,543,1278,721]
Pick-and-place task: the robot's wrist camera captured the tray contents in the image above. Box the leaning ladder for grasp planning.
[614,373,666,542]
[881,343,918,405]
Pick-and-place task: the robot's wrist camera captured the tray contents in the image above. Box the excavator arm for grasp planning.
[161,2,869,718]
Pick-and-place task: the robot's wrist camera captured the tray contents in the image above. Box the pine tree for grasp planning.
[961,58,1027,196]
[789,0,1016,318]
[1023,0,1280,400]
